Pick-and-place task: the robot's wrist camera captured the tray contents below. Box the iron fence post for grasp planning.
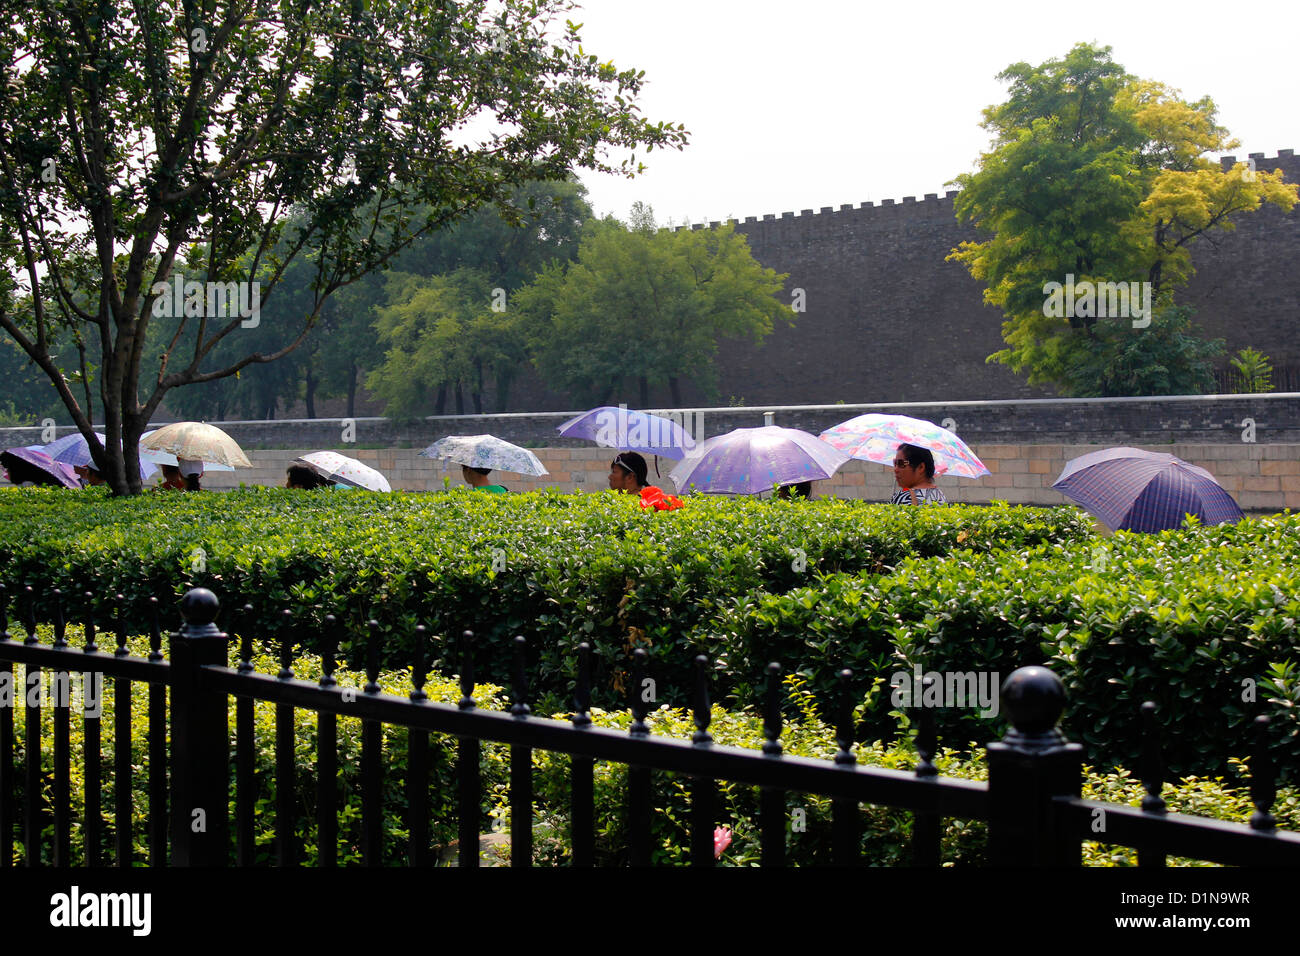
[169,588,230,867]
[986,666,1082,866]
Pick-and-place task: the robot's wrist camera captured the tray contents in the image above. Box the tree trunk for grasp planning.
[455,382,465,415]
[669,376,682,406]
[346,364,358,419]
[473,359,484,414]
[639,375,649,407]
[435,385,447,416]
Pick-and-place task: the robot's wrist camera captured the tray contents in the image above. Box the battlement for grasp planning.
[669,150,1296,232]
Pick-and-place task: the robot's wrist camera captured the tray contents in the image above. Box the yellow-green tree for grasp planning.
[949,43,1297,396]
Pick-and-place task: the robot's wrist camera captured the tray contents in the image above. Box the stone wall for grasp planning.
[194,442,1300,513]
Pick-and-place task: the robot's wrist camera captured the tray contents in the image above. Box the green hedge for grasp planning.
[708,513,1300,779]
[0,487,1093,714]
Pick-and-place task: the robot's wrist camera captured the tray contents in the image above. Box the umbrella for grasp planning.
[43,431,159,481]
[140,422,252,469]
[1052,447,1245,532]
[293,452,391,492]
[138,429,235,472]
[557,406,699,460]
[1,448,81,488]
[668,425,850,495]
[420,435,548,476]
[818,414,990,478]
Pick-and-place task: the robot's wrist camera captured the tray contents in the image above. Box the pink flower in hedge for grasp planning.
[714,826,732,858]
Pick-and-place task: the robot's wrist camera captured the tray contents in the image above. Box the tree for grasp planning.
[516,206,791,406]
[948,43,1297,395]
[1228,347,1274,393]
[0,0,687,492]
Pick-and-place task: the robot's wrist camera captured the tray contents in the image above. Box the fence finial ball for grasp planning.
[181,588,220,626]
[1001,666,1065,735]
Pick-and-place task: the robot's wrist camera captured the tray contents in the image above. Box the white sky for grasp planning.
[570,0,1300,226]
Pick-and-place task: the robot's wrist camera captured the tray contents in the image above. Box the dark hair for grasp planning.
[897,443,936,480]
[161,464,181,478]
[611,451,648,487]
[184,474,202,492]
[286,465,330,489]
[464,465,492,476]
[776,481,812,499]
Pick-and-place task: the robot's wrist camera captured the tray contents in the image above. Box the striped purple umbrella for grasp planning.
[1052,447,1244,532]
[1,448,81,488]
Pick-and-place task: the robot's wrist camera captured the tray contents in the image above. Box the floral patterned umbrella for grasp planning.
[293,452,392,492]
[818,414,990,479]
[668,425,850,495]
[419,435,548,476]
[140,422,252,468]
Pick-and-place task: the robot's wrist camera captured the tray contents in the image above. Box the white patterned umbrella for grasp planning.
[140,422,252,468]
[419,434,548,476]
[293,452,391,492]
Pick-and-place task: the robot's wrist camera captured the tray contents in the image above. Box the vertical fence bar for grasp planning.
[1137,701,1166,867]
[911,676,941,867]
[1249,716,1278,832]
[457,630,480,869]
[169,588,230,867]
[690,655,716,867]
[570,642,594,868]
[82,592,100,867]
[275,617,297,868]
[831,668,859,866]
[24,587,41,866]
[236,606,255,866]
[51,591,71,866]
[318,615,338,868]
[113,594,132,867]
[759,662,786,868]
[0,585,13,867]
[627,648,652,867]
[146,599,166,866]
[510,636,533,868]
[361,620,383,867]
[407,625,430,867]
[986,667,1083,866]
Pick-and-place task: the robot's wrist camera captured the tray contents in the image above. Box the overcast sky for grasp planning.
[569,0,1300,227]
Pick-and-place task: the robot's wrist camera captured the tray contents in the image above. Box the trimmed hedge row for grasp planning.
[0,487,1093,714]
[707,514,1300,779]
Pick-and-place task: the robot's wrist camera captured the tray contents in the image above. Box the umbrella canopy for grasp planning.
[557,406,699,460]
[419,435,548,477]
[140,422,252,468]
[668,425,850,495]
[1052,447,1245,532]
[819,414,990,478]
[137,429,235,471]
[1,448,81,488]
[43,431,159,481]
[293,452,392,492]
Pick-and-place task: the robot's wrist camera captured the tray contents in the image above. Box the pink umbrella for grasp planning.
[1,448,81,488]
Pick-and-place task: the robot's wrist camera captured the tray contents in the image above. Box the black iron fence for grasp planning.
[1,585,1297,867]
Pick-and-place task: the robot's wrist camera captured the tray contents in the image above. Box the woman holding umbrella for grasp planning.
[890,444,946,506]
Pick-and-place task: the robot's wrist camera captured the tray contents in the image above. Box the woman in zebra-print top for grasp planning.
[890,443,946,505]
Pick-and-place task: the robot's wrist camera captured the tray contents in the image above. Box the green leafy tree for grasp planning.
[1228,347,1273,393]
[949,43,1297,395]
[0,0,686,492]
[516,206,790,406]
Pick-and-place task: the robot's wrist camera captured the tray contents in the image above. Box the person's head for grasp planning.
[893,443,936,489]
[74,464,106,486]
[608,452,648,492]
[179,458,204,491]
[776,481,812,499]
[159,464,187,490]
[286,465,329,490]
[461,464,493,488]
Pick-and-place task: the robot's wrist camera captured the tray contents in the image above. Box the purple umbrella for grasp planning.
[1,448,82,489]
[1052,447,1244,532]
[558,406,699,460]
[667,425,851,495]
[43,431,159,481]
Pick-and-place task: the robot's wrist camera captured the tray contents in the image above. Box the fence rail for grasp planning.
[1,585,1298,867]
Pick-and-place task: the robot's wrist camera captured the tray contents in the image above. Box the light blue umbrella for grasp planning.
[668,425,850,495]
[420,435,548,476]
[44,431,158,481]
[557,406,699,460]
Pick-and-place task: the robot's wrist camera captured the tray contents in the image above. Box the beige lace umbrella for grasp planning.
[140,422,253,468]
